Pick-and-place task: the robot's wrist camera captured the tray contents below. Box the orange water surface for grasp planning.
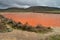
[2,12,60,27]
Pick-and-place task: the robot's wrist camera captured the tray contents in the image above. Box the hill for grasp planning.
[0,6,60,13]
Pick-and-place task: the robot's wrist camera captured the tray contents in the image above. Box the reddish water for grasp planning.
[2,12,60,27]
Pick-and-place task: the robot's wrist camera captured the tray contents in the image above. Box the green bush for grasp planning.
[6,28,13,32]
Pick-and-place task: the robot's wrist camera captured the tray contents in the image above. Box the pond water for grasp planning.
[2,12,60,27]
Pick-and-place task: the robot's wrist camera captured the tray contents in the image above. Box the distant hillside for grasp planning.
[0,6,60,13]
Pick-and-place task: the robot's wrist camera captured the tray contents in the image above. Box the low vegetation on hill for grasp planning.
[0,15,53,33]
[0,6,60,14]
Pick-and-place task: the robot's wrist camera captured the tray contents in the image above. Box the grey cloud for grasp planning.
[0,0,60,9]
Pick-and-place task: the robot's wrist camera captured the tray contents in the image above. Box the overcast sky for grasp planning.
[0,0,60,9]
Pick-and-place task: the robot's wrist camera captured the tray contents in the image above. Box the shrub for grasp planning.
[35,25,53,33]
[6,28,13,32]
[0,24,7,32]
[16,22,23,29]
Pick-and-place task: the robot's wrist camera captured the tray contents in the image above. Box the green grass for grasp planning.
[48,34,60,40]
[45,11,60,13]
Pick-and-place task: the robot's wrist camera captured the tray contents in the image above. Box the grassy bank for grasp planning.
[0,15,53,33]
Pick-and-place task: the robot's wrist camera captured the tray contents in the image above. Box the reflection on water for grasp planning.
[2,12,60,27]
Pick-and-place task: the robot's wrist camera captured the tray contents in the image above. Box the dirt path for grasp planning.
[0,27,60,40]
